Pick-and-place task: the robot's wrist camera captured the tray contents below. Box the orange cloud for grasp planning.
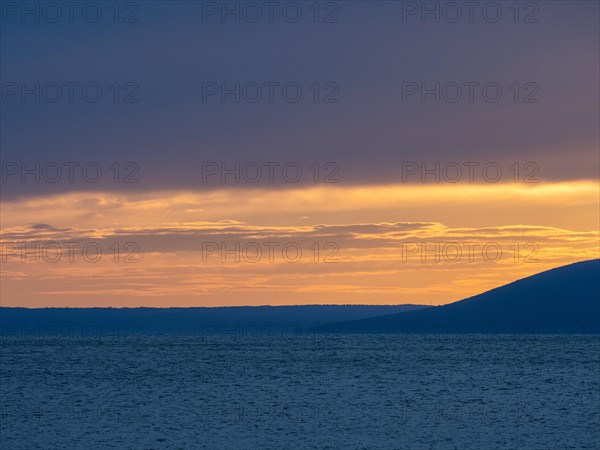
[1,181,598,307]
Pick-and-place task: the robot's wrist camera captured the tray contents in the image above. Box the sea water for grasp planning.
[1,335,599,449]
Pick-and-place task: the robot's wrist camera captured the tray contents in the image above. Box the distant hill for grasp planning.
[318,260,600,334]
[3,260,598,336]
[0,304,427,337]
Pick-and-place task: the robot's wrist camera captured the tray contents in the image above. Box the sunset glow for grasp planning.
[2,181,598,307]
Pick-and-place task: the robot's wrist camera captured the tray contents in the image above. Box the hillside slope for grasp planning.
[320,260,600,334]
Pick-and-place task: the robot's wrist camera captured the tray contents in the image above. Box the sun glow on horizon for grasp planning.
[1,180,598,307]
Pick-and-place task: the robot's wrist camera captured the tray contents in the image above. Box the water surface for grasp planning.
[1,335,598,449]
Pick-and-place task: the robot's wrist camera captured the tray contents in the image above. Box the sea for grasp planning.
[1,334,599,449]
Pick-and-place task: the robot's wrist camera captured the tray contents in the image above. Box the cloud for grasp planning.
[1,2,598,200]
[1,185,597,307]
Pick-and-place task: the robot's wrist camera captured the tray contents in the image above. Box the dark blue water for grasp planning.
[1,335,599,449]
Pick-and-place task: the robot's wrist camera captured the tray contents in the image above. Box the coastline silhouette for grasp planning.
[320,259,600,334]
[2,260,598,335]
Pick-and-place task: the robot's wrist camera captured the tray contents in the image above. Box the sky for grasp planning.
[1,0,599,307]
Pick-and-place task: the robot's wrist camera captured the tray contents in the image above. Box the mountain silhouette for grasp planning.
[0,304,427,336]
[3,261,598,335]
[318,259,600,334]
